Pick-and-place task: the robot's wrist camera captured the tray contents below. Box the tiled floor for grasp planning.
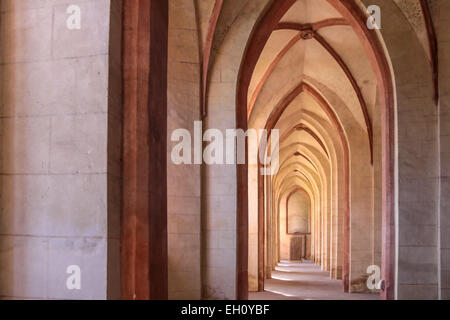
[249,261,379,300]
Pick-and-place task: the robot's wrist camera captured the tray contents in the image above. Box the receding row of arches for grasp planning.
[118,0,441,300]
[235,0,396,299]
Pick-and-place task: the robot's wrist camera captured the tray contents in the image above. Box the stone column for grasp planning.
[122,0,168,300]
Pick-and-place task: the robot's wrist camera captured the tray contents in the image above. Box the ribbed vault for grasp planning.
[201,0,437,301]
[246,0,380,296]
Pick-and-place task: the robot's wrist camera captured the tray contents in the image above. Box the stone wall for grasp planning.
[362,0,439,299]
[202,0,269,300]
[0,0,121,299]
[167,0,202,300]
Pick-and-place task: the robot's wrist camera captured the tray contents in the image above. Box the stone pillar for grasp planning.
[438,0,450,301]
[166,0,202,300]
[122,0,168,300]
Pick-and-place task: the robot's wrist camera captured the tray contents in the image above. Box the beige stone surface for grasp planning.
[0,0,120,300]
[167,0,202,300]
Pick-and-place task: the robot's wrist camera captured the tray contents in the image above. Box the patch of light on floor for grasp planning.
[271,275,295,281]
[275,267,299,272]
[265,290,297,297]
[276,265,296,268]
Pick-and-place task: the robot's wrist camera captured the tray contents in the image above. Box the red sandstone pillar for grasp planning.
[122,0,168,300]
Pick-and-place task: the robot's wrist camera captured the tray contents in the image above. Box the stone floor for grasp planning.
[249,261,379,300]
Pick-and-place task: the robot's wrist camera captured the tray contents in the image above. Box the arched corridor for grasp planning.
[0,0,449,301]
[240,0,388,299]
